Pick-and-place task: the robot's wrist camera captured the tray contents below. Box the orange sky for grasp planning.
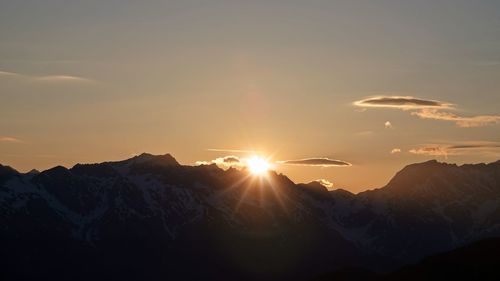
[1,1,500,192]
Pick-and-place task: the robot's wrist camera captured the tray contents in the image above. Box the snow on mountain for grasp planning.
[0,155,499,280]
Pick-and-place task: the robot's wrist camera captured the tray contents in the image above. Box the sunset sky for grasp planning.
[1,0,500,192]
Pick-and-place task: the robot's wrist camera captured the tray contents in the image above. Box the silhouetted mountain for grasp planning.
[315,237,500,281]
[334,159,500,263]
[297,181,330,197]
[0,155,499,280]
[25,169,40,175]
[389,237,500,280]
[0,164,18,182]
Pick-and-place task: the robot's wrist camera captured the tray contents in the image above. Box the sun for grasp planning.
[246,156,271,175]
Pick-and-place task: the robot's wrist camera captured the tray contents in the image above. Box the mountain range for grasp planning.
[315,237,500,281]
[1,153,500,280]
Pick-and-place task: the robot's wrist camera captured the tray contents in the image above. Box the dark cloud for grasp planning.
[278,158,351,167]
[449,143,500,149]
[222,156,240,163]
[354,96,452,109]
[354,96,500,128]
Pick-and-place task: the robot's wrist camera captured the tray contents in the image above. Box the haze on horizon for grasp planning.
[1,0,500,192]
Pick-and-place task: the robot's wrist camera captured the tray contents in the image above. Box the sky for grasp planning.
[1,0,500,192]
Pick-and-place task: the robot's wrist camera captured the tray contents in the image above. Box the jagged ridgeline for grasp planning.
[1,154,500,281]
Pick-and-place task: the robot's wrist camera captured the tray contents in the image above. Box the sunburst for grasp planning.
[246,156,271,175]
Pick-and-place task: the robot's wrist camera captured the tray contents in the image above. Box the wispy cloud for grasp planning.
[0,59,83,64]
[0,69,94,83]
[278,158,352,167]
[356,131,374,137]
[409,142,500,157]
[354,95,500,128]
[0,70,21,77]
[354,96,452,110]
[35,75,93,83]
[206,148,259,154]
[0,136,23,143]
[412,109,500,128]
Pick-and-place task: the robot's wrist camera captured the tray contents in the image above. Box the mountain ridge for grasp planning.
[1,153,500,280]
[3,154,500,192]
[314,237,500,281]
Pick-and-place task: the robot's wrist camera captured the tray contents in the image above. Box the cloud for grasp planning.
[356,131,374,137]
[0,136,23,143]
[354,96,452,110]
[278,158,352,167]
[220,156,240,163]
[384,121,393,129]
[194,160,211,165]
[354,95,499,128]
[391,148,401,154]
[314,179,334,189]
[0,69,94,83]
[0,71,21,77]
[196,155,244,169]
[35,75,93,83]
[206,148,258,154]
[409,142,500,157]
[412,109,500,128]
[409,147,448,156]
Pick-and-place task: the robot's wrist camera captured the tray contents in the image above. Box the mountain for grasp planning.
[326,160,500,263]
[0,155,499,280]
[314,237,500,281]
[389,237,500,281]
[0,164,18,182]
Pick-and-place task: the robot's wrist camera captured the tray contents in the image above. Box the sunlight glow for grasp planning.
[246,156,271,175]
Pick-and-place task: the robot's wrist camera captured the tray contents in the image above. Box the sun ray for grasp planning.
[234,175,258,213]
[263,174,290,214]
[215,171,253,198]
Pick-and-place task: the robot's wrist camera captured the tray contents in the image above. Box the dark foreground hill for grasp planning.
[314,237,500,281]
[1,154,500,280]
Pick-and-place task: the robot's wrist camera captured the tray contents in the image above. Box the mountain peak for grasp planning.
[382,159,500,196]
[412,159,453,167]
[27,168,40,174]
[2,154,500,280]
[117,153,180,167]
[488,159,500,167]
[298,181,330,196]
[0,163,18,173]
[0,164,18,182]
[380,160,451,194]
[142,153,180,166]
